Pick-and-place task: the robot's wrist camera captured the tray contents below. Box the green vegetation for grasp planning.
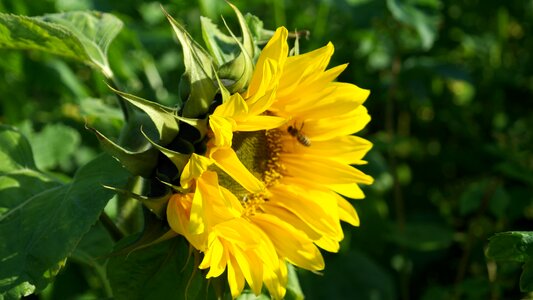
[1,0,532,299]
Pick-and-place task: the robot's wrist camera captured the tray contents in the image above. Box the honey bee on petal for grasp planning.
[287,122,311,147]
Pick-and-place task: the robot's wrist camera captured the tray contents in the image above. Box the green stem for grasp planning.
[99,212,125,242]
[107,77,131,122]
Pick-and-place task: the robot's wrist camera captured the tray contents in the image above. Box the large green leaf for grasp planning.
[487,231,533,292]
[107,236,209,300]
[0,11,122,78]
[0,125,129,299]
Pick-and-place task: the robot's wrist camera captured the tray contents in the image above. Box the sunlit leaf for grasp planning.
[30,124,81,171]
[0,11,122,77]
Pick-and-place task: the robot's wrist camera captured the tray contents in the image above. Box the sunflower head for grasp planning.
[97,5,373,300]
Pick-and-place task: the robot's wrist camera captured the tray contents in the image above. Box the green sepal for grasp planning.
[88,126,158,177]
[200,16,238,66]
[162,7,217,118]
[103,185,171,219]
[201,3,254,93]
[140,128,190,174]
[245,13,274,49]
[174,115,209,142]
[108,85,179,145]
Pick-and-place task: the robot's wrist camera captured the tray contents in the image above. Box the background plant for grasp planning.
[0,0,532,299]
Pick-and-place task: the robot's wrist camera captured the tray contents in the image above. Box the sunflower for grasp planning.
[167,26,373,299]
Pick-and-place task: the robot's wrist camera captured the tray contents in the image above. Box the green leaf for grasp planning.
[30,124,81,171]
[0,11,122,78]
[0,150,129,298]
[163,8,218,118]
[0,125,37,173]
[37,11,122,78]
[386,0,441,50]
[0,13,89,67]
[486,231,533,262]
[107,236,209,300]
[487,231,533,292]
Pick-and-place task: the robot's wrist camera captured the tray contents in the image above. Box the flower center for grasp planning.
[215,128,284,209]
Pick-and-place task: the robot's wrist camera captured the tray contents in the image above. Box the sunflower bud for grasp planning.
[200,3,254,93]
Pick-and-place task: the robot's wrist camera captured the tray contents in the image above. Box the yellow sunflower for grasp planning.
[167,154,287,298]
[167,26,373,299]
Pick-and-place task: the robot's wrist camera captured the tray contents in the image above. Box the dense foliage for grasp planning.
[0,0,532,299]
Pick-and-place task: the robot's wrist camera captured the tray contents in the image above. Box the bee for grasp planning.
[287,123,311,147]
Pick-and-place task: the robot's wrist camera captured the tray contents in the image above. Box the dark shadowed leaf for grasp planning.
[0,125,129,299]
[107,236,209,300]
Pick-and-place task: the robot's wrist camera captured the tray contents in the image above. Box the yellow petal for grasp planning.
[227,255,246,298]
[245,59,278,115]
[167,193,207,249]
[268,183,341,240]
[204,236,227,278]
[284,135,373,165]
[263,260,287,300]
[251,213,325,271]
[180,153,212,188]
[278,42,334,95]
[273,64,348,111]
[233,247,263,295]
[285,83,370,119]
[327,183,366,199]
[213,93,248,117]
[261,204,322,241]
[335,195,360,226]
[315,235,340,253]
[282,154,374,185]
[210,147,265,194]
[188,175,207,234]
[244,27,288,101]
[300,106,371,141]
[209,115,236,148]
[236,115,287,131]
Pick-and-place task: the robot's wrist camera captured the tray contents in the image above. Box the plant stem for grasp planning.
[99,212,125,242]
[107,77,130,122]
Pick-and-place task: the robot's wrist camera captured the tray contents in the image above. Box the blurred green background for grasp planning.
[1,0,532,299]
